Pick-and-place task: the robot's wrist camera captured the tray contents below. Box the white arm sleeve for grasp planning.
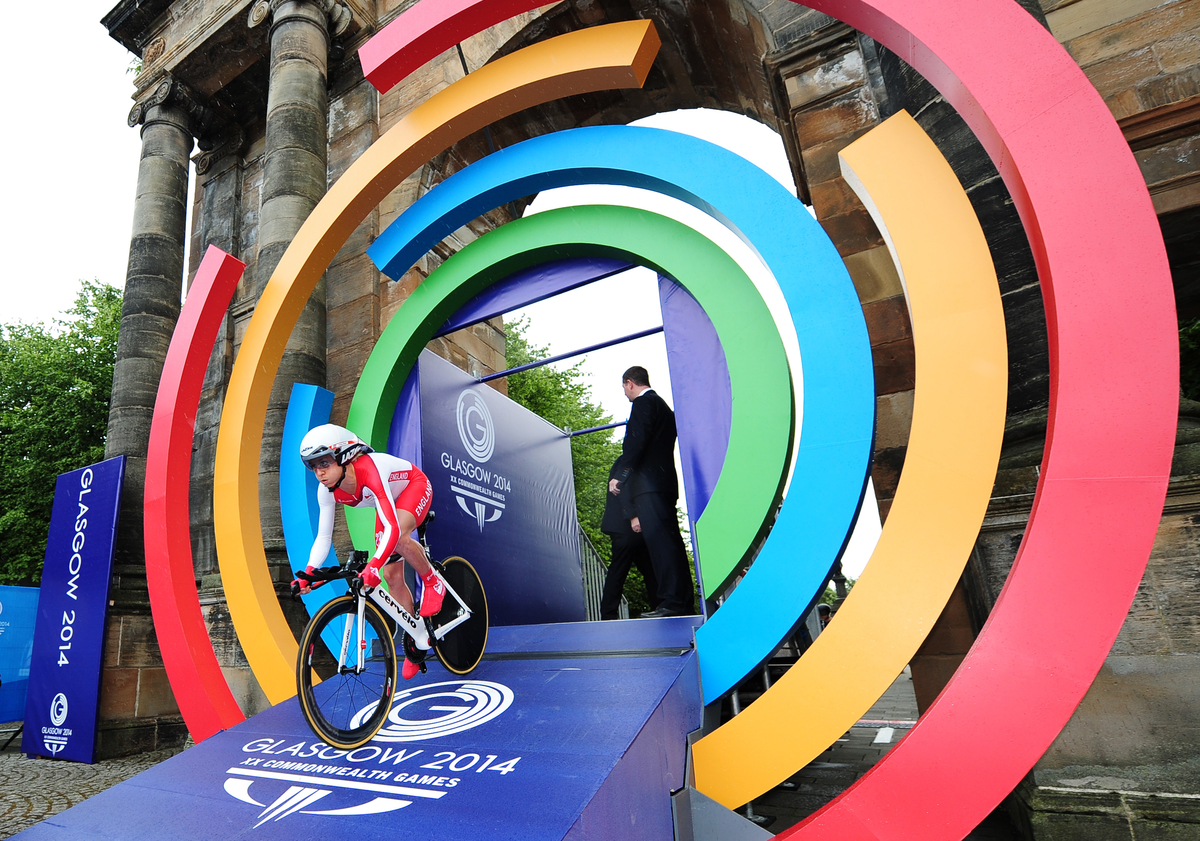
[307,486,336,569]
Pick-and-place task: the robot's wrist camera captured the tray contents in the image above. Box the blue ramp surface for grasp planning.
[16,618,701,841]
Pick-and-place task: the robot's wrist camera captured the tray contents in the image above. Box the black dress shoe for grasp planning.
[640,607,682,618]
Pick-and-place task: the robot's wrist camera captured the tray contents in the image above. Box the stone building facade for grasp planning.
[100,0,1199,836]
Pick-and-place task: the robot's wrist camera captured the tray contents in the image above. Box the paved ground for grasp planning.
[737,666,1022,839]
[0,724,187,839]
[0,669,1021,839]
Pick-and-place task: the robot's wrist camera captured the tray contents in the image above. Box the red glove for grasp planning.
[291,565,316,594]
[360,562,382,590]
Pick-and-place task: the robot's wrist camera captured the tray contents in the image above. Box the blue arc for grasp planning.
[367,125,874,701]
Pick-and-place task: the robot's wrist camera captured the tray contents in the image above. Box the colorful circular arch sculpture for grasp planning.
[143,0,1178,838]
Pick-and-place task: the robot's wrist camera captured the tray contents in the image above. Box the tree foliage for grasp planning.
[1180,316,1200,401]
[503,317,623,564]
[0,281,121,585]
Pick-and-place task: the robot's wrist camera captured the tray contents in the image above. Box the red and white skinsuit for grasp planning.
[307,452,432,580]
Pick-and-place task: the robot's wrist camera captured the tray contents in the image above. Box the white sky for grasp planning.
[2,2,143,326]
[2,11,879,577]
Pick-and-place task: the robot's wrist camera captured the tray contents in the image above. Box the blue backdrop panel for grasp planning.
[23,456,124,763]
[0,586,39,722]
[434,257,632,337]
[418,350,584,625]
[386,367,423,468]
[15,622,701,841]
[657,275,733,538]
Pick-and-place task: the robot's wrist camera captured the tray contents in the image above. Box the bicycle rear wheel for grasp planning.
[431,556,488,675]
[297,594,397,750]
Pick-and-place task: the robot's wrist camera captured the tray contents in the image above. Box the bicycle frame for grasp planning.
[336,571,474,674]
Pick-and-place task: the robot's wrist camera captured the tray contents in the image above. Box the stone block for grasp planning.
[329,77,378,143]
[1083,47,1162,98]
[870,445,906,504]
[809,176,862,219]
[868,338,912,395]
[327,341,375,399]
[1066,0,1200,67]
[909,653,966,715]
[862,295,912,346]
[1048,0,1171,43]
[842,245,903,304]
[1136,63,1200,109]
[1136,133,1200,188]
[327,253,382,311]
[793,89,880,148]
[785,49,866,109]
[114,614,165,668]
[328,121,378,187]
[875,390,914,451]
[819,208,885,258]
[798,129,874,185]
[99,668,139,720]
[222,667,270,718]
[135,668,181,718]
[1153,32,1200,73]
[95,719,161,760]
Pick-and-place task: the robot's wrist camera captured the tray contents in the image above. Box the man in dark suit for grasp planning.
[599,460,659,619]
[610,366,695,617]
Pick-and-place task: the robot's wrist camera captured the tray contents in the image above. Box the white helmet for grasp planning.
[299,423,373,468]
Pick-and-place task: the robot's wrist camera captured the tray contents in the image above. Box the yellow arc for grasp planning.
[213,20,662,704]
[692,111,1008,807]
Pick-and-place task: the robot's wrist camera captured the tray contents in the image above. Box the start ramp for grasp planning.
[15,618,702,841]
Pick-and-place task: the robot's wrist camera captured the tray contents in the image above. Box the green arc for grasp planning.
[346,204,791,587]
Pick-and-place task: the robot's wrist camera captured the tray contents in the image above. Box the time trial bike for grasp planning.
[291,514,488,750]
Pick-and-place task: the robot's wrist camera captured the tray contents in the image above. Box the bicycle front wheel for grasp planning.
[297,594,397,750]
[432,556,488,675]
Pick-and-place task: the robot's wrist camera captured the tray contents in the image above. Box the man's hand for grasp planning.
[609,478,621,495]
[631,516,641,533]
[360,562,382,590]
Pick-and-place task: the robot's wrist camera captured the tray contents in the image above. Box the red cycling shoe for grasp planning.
[418,569,446,617]
[402,657,421,680]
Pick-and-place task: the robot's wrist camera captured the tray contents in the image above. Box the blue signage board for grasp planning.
[22,456,124,763]
[418,351,585,626]
[0,586,39,722]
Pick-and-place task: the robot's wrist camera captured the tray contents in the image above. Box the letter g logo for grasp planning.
[456,389,495,463]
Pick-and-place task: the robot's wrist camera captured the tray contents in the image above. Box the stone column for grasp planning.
[250,0,351,577]
[106,76,211,590]
[99,76,211,757]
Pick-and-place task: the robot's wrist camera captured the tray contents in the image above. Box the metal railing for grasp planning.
[578,527,628,620]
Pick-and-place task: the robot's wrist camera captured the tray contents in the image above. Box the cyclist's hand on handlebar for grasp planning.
[291,566,317,597]
[359,562,382,590]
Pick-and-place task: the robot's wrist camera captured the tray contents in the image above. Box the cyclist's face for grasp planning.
[309,456,341,487]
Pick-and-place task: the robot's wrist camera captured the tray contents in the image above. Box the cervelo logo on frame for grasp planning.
[223,681,517,827]
[456,389,495,463]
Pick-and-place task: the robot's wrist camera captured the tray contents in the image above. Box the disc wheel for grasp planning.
[430,557,488,675]
[297,594,396,750]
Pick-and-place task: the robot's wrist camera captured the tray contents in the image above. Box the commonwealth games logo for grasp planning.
[455,389,495,463]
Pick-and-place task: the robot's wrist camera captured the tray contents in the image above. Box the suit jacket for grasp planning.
[615,389,679,500]
[601,461,638,535]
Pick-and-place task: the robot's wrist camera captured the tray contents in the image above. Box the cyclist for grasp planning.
[293,423,443,680]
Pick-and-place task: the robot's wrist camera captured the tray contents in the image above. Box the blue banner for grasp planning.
[418,351,584,625]
[23,456,124,763]
[0,586,39,722]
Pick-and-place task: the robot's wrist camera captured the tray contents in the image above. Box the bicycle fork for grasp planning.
[335,596,370,675]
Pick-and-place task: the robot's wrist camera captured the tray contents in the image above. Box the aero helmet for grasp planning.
[299,423,373,468]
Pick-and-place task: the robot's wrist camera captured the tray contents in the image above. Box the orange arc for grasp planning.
[691,110,1008,808]
[213,20,662,704]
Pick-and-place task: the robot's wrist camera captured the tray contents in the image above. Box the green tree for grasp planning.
[0,281,121,585]
[504,317,623,558]
[1180,316,1200,401]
